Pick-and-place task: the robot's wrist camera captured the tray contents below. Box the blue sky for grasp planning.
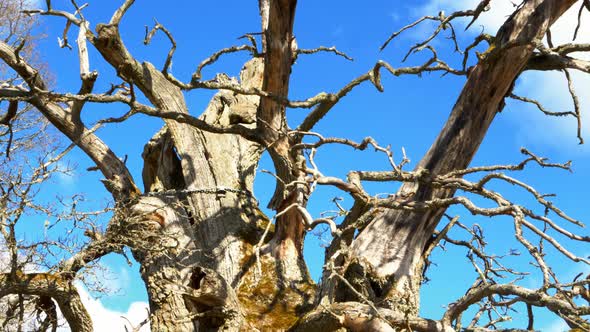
[19,0,590,331]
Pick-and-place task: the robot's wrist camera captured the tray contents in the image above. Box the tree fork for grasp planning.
[319,0,579,320]
[2,0,587,330]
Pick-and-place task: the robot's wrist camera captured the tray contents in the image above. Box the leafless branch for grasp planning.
[144,20,176,74]
[110,0,135,26]
[296,46,353,61]
[509,93,575,117]
[563,69,584,144]
[191,44,257,81]
[381,5,488,61]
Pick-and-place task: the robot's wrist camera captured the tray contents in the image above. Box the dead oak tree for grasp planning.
[1,0,590,331]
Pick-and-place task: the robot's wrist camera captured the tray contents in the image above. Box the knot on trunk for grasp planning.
[184,266,241,330]
[332,256,419,316]
[335,257,389,304]
[187,266,230,307]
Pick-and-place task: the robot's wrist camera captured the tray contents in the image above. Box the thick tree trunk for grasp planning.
[131,1,576,330]
[91,4,315,330]
[1,1,583,331]
[318,204,429,316]
[125,58,314,331]
[313,0,578,327]
[257,0,312,285]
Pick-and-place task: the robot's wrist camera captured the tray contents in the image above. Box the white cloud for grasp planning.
[418,0,515,33]
[75,285,151,332]
[56,171,76,187]
[543,318,569,332]
[513,5,590,153]
[514,70,590,152]
[53,160,77,188]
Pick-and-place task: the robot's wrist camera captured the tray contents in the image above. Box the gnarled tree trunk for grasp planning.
[0,0,584,331]
[126,57,313,330]
[113,1,578,330]
[302,0,578,330]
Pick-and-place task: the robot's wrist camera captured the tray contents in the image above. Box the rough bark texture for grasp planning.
[317,0,578,323]
[129,58,312,330]
[256,0,311,284]
[0,0,585,331]
[0,273,92,332]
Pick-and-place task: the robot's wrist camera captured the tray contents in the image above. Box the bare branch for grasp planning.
[0,40,139,199]
[422,215,459,262]
[563,69,584,144]
[0,273,93,331]
[76,20,90,76]
[443,282,590,325]
[509,93,575,117]
[381,6,486,61]
[191,44,257,81]
[296,46,353,61]
[297,50,465,133]
[527,53,590,73]
[110,0,135,26]
[573,0,590,40]
[464,0,491,31]
[144,20,176,74]
[553,43,590,55]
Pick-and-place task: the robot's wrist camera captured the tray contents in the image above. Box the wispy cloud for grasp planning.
[23,0,44,10]
[75,285,150,332]
[543,318,569,332]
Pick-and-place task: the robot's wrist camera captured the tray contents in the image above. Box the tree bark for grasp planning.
[119,57,310,330]
[0,273,93,332]
[1,1,583,331]
[317,0,578,322]
[256,0,310,276]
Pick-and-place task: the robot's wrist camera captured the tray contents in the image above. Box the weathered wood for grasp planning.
[0,40,139,200]
[1,1,584,331]
[326,0,578,316]
[0,272,93,332]
[255,0,313,284]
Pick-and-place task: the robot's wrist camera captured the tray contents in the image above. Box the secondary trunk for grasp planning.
[310,0,577,328]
